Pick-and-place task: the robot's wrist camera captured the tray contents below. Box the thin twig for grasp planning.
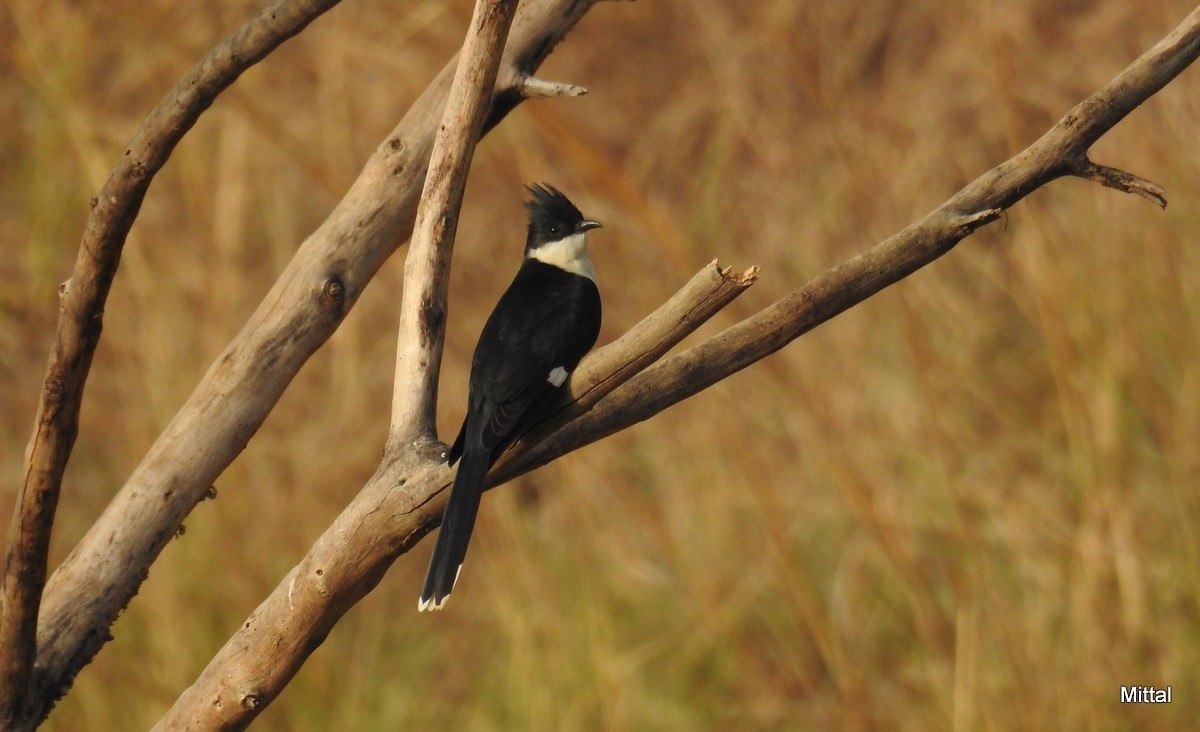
[0,0,343,726]
[1069,156,1168,207]
[520,75,589,98]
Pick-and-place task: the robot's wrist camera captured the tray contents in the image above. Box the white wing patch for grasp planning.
[547,366,569,387]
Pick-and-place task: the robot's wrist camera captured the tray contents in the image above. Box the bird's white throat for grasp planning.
[529,232,596,282]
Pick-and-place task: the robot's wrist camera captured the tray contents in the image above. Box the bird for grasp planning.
[419,184,603,611]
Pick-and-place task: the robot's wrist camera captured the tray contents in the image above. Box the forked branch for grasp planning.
[504,2,1200,468]
[505,4,1200,472]
[10,0,1200,729]
[18,0,606,728]
[158,7,1200,728]
[0,0,344,726]
[154,261,758,731]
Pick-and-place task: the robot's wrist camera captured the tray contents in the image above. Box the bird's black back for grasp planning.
[449,259,601,466]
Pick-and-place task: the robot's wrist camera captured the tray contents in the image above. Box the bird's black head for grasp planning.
[524,183,600,254]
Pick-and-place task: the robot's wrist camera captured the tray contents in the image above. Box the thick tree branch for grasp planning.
[157,6,1200,725]
[0,0,343,726]
[391,0,519,445]
[155,6,520,725]
[25,0,605,726]
[154,261,755,730]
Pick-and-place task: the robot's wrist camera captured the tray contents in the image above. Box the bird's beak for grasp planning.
[577,220,602,233]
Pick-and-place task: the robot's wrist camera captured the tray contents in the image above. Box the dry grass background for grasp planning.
[2,0,1200,729]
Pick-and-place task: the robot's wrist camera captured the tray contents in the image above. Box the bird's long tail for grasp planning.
[419,445,490,611]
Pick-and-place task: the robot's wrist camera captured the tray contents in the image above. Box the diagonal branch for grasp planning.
[24,0,607,726]
[154,4,520,726]
[501,3,1200,479]
[391,0,520,445]
[493,261,760,476]
[153,260,756,730]
[18,0,1200,727]
[0,0,343,726]
[138,3,1200,723]
[157,7,1200,726]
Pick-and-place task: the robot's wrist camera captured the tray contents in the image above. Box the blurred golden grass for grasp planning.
[3,0,1200,728]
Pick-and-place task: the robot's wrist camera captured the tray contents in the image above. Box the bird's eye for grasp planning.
[548,225,560,236]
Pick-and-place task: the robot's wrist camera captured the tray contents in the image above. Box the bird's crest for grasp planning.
[525,183,586,251]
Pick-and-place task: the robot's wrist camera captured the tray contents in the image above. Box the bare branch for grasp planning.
[1068,157,1168,207]
[25,0,605,725]
[1044,4,1200,154]
[520,76,589,98]
[153,260,754,730]
[0,0,343,726]
[391,0,520,445]
[16,0,1200,726]
[502,4,1200,475]
[155,7,1200,724]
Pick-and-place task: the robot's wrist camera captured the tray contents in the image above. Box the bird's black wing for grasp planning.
[449,261,601,464]
[423,262,599,609]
